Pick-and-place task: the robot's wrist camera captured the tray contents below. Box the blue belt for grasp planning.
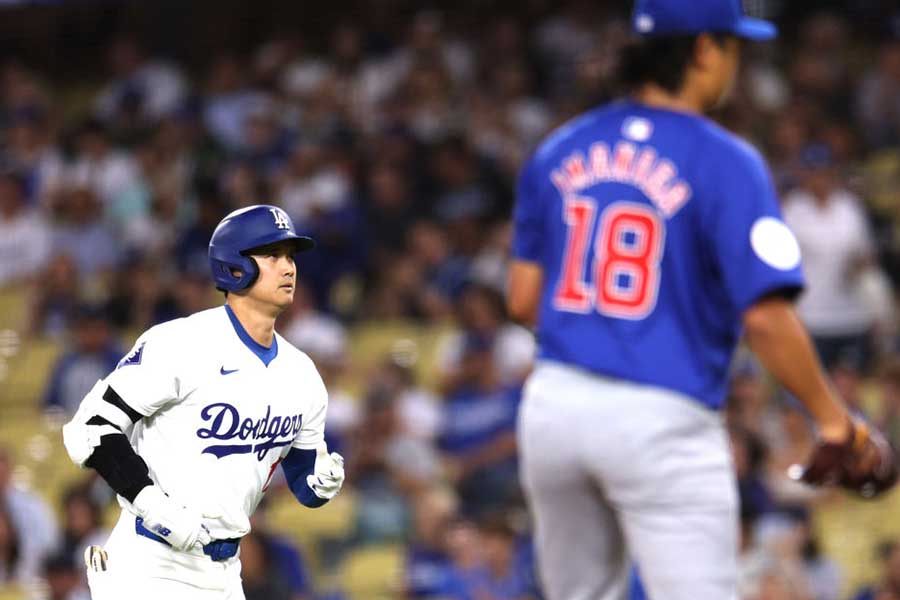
[135,517,241,562]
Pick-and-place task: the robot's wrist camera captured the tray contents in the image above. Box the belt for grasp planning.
[135,517,241,562]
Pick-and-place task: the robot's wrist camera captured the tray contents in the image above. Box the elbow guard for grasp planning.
[63,384,151,502]
[84,426,153,503]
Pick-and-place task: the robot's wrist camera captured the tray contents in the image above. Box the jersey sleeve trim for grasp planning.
[734,280,804,316]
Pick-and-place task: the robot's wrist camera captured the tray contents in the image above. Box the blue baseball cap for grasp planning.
[632,0,777,40]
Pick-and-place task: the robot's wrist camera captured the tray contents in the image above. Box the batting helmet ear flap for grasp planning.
[210,254,258,292]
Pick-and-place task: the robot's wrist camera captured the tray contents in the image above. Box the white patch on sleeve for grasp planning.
[750,217,801,271]
[622,117,653,142]
[634,14,654,33]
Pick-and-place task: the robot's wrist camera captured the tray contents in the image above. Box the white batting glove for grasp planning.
[306,443,345,500]
[131,485,216,552]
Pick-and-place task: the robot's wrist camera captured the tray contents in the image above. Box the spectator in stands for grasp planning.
[406,220,469,319]
[877,357,900,447]
[220,160,270,210]
[58,486,106,574]
[853,540,900,600]
[43,304,122,415]
[437,284,534,394]
[28,253,80,338]
[726,354,781,443]
[346,385,419,544]
[443,517,486,596]
[461,515,535,599]
[830,352,867,415]
[42,552,90,600]
[174,191,227,275]
[51,184,122,281]
[239,531,295,600]
[0,503,20,584]
[64,118,144,225]
[103,256,163,332]
[782,143,879,372]
[856,39,900,149]
[0,166,51,288]
[0,447,57,585]
[437,333,521,517]
[469,221,513,295]
[94,36,187,135]
[203,54,272,153]
[730,425,775,518]
[360,159,426,266]
[248,501,312,600]
[800,525,842,600]
[2,105,65,206]
[375,354,442,445]
[405,487,461,598]
[149,267,215,322]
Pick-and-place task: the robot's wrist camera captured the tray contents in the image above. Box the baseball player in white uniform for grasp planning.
[62,205,345,599]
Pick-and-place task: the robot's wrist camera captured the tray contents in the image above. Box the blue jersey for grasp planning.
[512,100,804,409]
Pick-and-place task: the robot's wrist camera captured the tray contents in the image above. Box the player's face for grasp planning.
[245,241,297,311]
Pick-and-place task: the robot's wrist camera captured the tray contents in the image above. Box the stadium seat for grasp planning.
[339,543,404,600]
[0,287,28,332]
[0,584,25,600]
[265,486,357,546]
[3,338,62,412]
[814,486,900,595]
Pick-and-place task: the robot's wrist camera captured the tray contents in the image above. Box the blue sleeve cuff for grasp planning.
[281,447,328,508]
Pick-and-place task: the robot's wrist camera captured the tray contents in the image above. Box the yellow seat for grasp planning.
[0,287,29,332]
[0,584,25,600]
[0,411,88,514]
[3,338,62,411]
[340,543,404,600]
[265,486,356,547]
[346,321,451,394]
[814,486,900,597]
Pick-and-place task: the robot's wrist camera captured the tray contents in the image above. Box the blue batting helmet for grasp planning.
[208,205,315,292]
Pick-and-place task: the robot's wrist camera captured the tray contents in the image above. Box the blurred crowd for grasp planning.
[1,1,900,599]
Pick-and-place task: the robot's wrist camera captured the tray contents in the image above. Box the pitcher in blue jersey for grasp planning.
[507,1,885,598]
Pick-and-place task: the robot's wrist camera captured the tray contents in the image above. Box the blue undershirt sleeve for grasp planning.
[281,447,328,508]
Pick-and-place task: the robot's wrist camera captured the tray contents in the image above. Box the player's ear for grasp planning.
[692,33,720,72]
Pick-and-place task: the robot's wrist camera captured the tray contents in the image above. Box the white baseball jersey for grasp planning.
[102,304,327,540]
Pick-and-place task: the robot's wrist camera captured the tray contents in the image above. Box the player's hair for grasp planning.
[617,33,730,94]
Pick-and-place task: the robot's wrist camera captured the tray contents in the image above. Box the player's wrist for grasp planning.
[817,414,853,446]
[131,484,165,518]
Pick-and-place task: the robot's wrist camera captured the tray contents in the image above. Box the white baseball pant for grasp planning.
[518,360,739,600]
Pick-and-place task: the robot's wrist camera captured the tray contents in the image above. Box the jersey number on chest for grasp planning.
[554,197,665,319]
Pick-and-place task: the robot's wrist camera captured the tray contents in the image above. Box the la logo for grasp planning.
[270,208,290,230]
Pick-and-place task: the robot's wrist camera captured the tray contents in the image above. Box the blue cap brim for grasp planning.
[733,17,777,40]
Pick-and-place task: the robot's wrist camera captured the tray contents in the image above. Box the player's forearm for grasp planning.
[507,261,543,327]
[742,297,849,441]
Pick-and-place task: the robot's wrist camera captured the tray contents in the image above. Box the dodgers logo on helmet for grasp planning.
[270,208,290,230]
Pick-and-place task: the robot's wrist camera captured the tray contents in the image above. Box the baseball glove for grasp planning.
[789,417,898,499]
